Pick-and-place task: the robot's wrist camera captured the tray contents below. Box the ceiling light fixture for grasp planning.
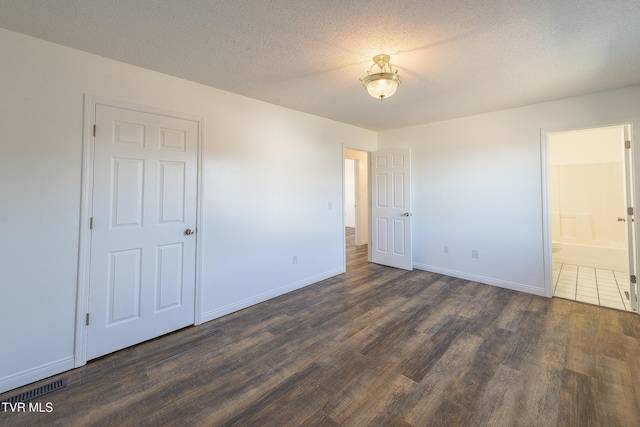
[361,54,402,101]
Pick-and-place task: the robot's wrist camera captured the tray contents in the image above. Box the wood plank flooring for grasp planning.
[2,228,640,426]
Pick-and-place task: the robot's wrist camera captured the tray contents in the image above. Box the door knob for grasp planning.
[618,217,626,222]
[401,212,412,217]
[184,228,194,235]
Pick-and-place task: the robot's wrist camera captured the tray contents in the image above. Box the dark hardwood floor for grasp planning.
[2,228,640,426]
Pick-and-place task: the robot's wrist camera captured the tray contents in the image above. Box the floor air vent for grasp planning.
[1,378,67,404]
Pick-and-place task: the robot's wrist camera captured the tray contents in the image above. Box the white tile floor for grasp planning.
[553,262,634,311]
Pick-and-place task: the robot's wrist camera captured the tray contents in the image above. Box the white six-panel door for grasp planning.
[87,104,198,359]
[371,148,412,270]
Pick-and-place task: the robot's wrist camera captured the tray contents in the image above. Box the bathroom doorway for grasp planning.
[344,148,370,271]
[545,124,637,312]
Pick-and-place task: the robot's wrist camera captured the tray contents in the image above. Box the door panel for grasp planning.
[371,148,412,270]
[156,243,184,310]
[392,173,405,208]
[108,248,142,324]
[159,161,186,223]
[377,218,388,252]
[393,219,406,255]
[112,158,144,227]
[87,104,198,360]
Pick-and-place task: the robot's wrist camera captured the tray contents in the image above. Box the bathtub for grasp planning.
[553,241,628,272]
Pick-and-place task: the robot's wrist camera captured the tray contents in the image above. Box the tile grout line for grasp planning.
[574,265,578,300]
[593,266,601,305]
[554,263,562,294]
[612,270,629,311]
[604,268,629,311]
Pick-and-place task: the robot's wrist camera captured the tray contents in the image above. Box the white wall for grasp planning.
[378,87,640,296]
[0,29,376,393]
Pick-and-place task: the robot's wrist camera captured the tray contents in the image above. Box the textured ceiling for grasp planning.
[2,0,640,131]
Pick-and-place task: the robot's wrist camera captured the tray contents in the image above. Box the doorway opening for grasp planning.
[545,124,636,311]
[344,148,369,270]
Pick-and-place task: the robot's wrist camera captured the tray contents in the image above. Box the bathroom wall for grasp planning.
[549,126,627,248]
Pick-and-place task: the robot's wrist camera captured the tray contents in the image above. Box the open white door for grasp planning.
[371,148,412,270]
[623,126,638,312]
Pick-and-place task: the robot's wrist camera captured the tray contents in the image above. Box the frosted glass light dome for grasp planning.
[363,73,402,100]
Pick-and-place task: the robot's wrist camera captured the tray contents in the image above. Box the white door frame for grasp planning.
[75,95,204,367]
[623,124,638,311]
[541,117,640,312]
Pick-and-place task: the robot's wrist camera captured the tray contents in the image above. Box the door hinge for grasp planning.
[625,140,631,149]
[93,124,96,137]
[85,313,90,325]
[631,275,637,284]
[89,217,93,229]
[628,207,634,216]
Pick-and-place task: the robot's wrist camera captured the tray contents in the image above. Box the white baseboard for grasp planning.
[413,263,548,297]
[199,267,344,323]
[0,356,75,395]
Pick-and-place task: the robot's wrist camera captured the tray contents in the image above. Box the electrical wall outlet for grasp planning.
[444,246,449,254]
[293,256,298,264]
[472,250,479,259]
